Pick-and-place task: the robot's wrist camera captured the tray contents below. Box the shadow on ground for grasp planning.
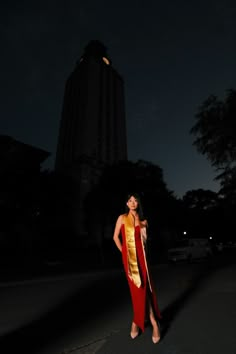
[159,251,235,340]
[0,267,128,354]
[1,251,235,354]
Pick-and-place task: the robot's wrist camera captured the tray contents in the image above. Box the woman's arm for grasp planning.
[141,219,148,228]
[140,219,148,243]
[113,215,123,252]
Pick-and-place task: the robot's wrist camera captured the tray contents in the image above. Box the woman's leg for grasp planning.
[148,296,161,343]
[130,322,139,339]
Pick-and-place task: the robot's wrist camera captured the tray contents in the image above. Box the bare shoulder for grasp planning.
[116,214,124,225]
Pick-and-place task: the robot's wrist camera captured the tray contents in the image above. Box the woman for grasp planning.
[113,193,161,344]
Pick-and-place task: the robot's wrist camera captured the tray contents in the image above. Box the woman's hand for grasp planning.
[113,215,123,252]
[140,219,148,228]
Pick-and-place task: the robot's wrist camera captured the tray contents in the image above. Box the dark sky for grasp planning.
[1,0,236,197]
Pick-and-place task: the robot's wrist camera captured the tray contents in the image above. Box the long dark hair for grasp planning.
[125,192,145,220]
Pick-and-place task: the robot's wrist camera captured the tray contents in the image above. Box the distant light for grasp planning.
[209,236,213,240]
[183,231,187,235]
[102,57,110,65]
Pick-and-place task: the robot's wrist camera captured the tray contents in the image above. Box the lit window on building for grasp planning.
[102,57,110,65]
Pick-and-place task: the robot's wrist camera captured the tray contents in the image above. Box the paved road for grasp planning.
[96,260,236,354]
[0,251,235,354]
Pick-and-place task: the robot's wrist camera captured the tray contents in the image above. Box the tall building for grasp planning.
[55,40,127,239]
[55,40,127,170]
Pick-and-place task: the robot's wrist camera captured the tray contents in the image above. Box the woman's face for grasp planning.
[126,196,139,211]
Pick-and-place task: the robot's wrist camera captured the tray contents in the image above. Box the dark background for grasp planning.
[1,0,235,197]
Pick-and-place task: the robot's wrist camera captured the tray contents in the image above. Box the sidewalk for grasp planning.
[0,248,123,284]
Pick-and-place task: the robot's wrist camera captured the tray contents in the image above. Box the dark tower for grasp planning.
[55,40,127,240]
[55,40,127,170]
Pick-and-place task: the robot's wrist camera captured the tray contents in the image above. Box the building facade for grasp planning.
[55,40,127,170]
[55,40,127,240]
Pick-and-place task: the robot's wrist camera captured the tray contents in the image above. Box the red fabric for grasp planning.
[121,224,161,332]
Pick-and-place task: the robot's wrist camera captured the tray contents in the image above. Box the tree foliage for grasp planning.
[190,89,236,169]
[84,159,180,235]
[190,89,236,201]
[182,189,219,210]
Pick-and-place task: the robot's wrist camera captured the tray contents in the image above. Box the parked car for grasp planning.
[215,242,224,252]
[168,238,212,263]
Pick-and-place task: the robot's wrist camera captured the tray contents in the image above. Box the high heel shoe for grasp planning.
[130,331,139,339]
[152,334,160,344]
[152,320,161,344]
[130,322,139,339]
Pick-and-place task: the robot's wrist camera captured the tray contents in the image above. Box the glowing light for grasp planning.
[102,57,110,65]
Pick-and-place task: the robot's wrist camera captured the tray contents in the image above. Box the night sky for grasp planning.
[1,0,236,197]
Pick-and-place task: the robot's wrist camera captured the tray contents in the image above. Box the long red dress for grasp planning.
[120,213,161,332]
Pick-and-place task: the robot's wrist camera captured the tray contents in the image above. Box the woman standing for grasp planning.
[113,193,161,343]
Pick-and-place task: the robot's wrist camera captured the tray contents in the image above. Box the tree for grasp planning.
[181,189,221,238]
[190,89,236,202]
[190,90,236,241]
[190,89,236,170]
[182,189,219,210]
[83,159,180,265]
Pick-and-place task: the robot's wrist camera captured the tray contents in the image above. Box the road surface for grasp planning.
[0,251,235,354]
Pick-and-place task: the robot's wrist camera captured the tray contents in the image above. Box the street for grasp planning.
[0,250,236,354]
